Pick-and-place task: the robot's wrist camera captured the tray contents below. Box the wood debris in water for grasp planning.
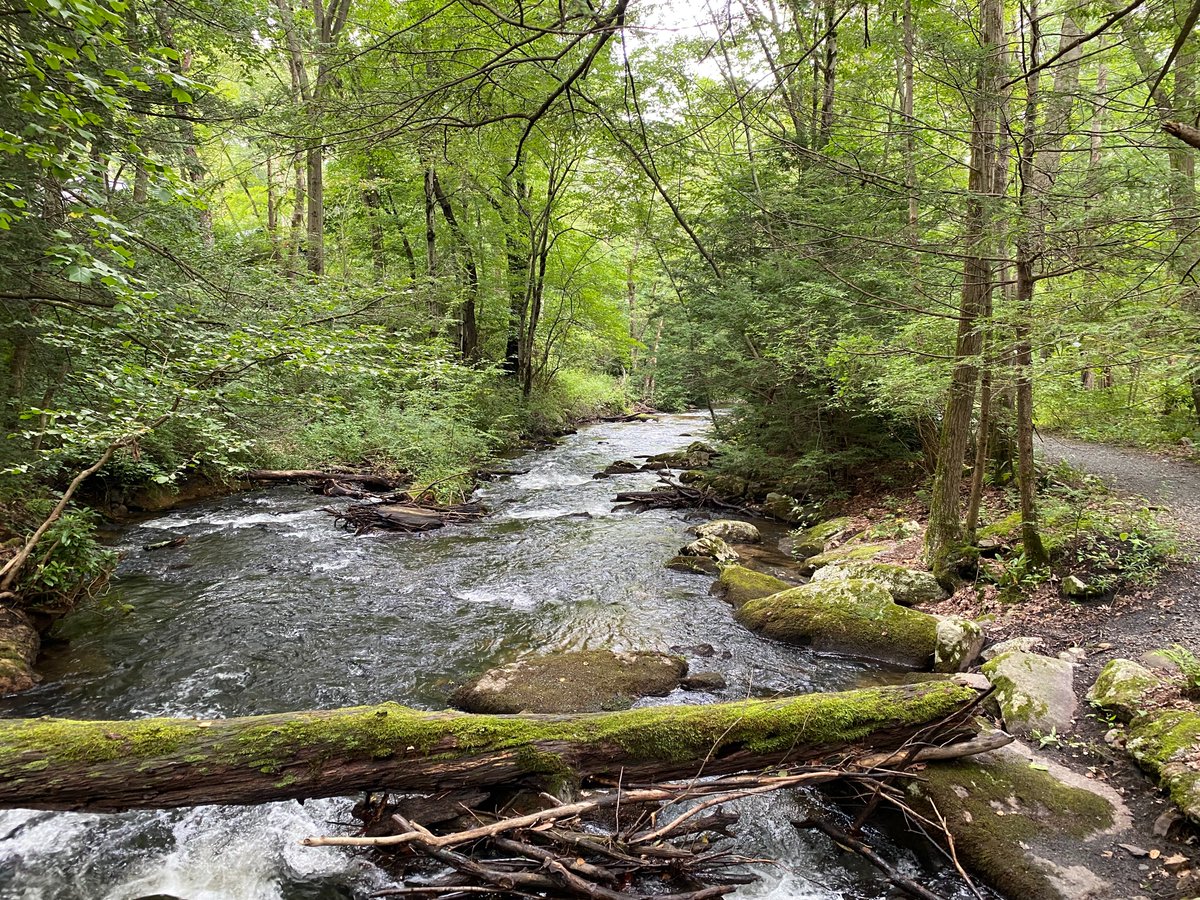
[328,497,487,534]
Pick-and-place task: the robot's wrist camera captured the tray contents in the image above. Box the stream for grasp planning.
[0,413,977,900]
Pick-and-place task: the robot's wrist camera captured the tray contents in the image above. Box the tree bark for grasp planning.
[430,169,480,361]
[0,682,977,813]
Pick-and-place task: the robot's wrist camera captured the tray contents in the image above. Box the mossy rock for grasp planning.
[736,579,939,668]
[1087,659,1164,724]
[800,542,890,574]
[981,651,1077,737]
[713,565,790,609]
[692,472,750,499]
[665,555,721,576]
[647,441,718,470]
[907,739,1124,899]
[0,611,39,697]
[1126,708,1200,824]
[763,492,815,525]
[809,561,945,606]
[679,535,739,563]
[451,650,688,714]
[933,616,985,673]
[791,516,858,558]
[691,519,761,544]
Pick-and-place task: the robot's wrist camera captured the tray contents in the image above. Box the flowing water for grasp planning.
[0,413,975,900]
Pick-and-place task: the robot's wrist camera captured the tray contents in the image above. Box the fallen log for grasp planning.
[328,498,488,534]
[0,681,977,813]
[245,470,408,492]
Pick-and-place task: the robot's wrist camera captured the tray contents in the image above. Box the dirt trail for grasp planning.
[1038,433,1200,528]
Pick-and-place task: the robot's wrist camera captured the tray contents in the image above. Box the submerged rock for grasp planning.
[735,579,941,668]
[1087,658,1164,723]
[907,738,1129,899]
[800,542,890,573]
[691,519,761,544]
[680,535,739,563]
[712,564,790,609]
[665,555,721,576]
[0,609,39,696]
[981,651,1077,737]
[791,516,858,558]
[451,650,688,714]
[809,560,945,606]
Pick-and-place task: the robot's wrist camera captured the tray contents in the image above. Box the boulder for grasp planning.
[1062,574,1106,600]
[593,460,640,478]
[735,579,941,668]
[0,609,39,697]
[1126,709,1200,824]
[934,616,986,672]
[981,651,1077,737]
[791,516,859,558]
[451,650,688,714]
[809,560,945,606]
[800,542,890,574]
[679,535,739,563]
[712,564,790,609]
[982,635,1044,661]
[665,555,721,576]
[691,519,761,544]
[1087,658,1164,723]
[906,738,1129,899]
[647,441,718,470]
[680,672,727,691]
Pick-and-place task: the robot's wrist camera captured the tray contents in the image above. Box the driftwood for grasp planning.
[142,536,189,552]
[245,469,408,493]
[613,475,755,515]
[0,681,983,812]
[328,498,488,534]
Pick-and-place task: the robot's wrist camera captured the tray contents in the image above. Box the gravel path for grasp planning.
[1038,433,1200,528]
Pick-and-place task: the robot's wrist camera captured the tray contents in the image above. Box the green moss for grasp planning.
[792,517,857,558]
[911,755,1115,897]
[810,561,945,606]
[1126,709,1200,822]
[736,580,939,668]
[714,565,790,609]
[0,682,977,795]
[1087,659,1163,723]
[802,543,890,572]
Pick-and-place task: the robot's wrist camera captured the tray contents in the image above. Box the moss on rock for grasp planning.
[691,519,761,544]
[1087,659,1164,724]
[809,561,945,606]
[665,555,721,576]
[713,565,790,609]
[736,579,939,668]
[450,650,688,714]
[981,651,1077,737]
[791,516,858,559]
[934,616,985,673]
[801,542,890,574]
[1126,709,1200,823]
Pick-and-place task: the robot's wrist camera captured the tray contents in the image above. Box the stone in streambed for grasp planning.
[0,609,39,697]
[593,460,640,478]
[680,535,739,563]
[451,650,688,714]
[690,519,761,544]
[735,579,941,668]
[809,560,945,605]
[680,672,727,691]
[981,651,1077,737]
[712,564,790,609]
[666,555,721,576]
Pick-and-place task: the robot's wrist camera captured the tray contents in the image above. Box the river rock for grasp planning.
[593,460,640,478]
[808,560,945,605]
[691,519,761,544]
[1087,658,1164,723]
[736,579,942,668]
[907,737,1130,900]
[680,535,739,563]
[647,441,717,469]
[451,650,688,714]
[713,564,790,609]
[1126,709,1200,824]
[799,542,890,574]
[680,672,727,691]
[666,555,721,576]
[791,516,858,558]
[981,651,1077,737]
[0,609,39,696]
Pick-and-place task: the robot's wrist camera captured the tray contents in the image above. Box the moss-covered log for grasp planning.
[0,681,976,813]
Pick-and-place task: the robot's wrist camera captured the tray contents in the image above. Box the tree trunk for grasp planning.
[0,682,977,813]
[923,0,1004,580]
[903,0,918,253]
[816,0,838,149]
[430,170,480,361]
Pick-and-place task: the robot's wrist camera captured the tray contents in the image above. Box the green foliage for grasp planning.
[2,500,114,614]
